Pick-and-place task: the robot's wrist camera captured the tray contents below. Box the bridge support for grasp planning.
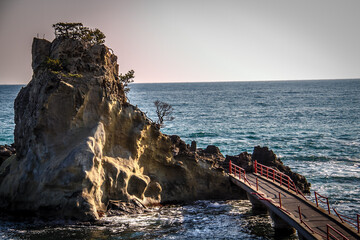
[247,192,295,237]
[269,209,296,237]
[247,192,268,214]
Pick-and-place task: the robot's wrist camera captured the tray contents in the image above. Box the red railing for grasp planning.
[333,209,360,234]
[229,161,360,237]
[297,205,323,237]
[229,161,252,186]
[315,191,331,214]
[314,191,360,234]
[327,224,350,240]
[254,160,307,200]
[277,192,291,214]
[298,205,352,239]
[251,192,273,202]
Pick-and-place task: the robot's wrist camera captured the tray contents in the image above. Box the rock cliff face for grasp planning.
[0,37,242,221]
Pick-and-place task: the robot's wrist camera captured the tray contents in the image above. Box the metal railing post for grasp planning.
[333,208,344,223]
[326,198,330,214]
[287,178,290,190]
[315,192,319,207]
[298,205,302,222]
[279,192,282,208]
[273,170,275,182]
[327,225,330,240]
[266,168,269,179]
[229,160,232,174]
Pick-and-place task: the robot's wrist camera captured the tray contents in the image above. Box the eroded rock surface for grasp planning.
[0,37,242,221]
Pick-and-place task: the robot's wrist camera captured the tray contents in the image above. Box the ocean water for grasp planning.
[128,80,360,216]
[0,85,22,145]
[0,80,359,239]
[1,200,292,240]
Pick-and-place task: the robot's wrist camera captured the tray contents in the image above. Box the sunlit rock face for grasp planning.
[0,37,241,221]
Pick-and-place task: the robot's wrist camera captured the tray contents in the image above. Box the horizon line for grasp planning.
[132,78,360,84]
[1,77,360,86]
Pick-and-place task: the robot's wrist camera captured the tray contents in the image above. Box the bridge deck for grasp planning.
[230,172,360,240]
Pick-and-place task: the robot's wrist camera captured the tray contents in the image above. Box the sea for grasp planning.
[0,80,359,239]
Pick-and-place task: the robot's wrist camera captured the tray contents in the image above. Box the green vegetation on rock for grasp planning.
[42,57,82,78]
[119,69,135,94]
[53,22,106,45]
[44,57,63,71]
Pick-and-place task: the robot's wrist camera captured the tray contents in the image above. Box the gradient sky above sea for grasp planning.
[1,0,360,84]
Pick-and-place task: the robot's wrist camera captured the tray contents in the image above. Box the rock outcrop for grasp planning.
[0,145,15,166]
[252,146,311,193]
[224,152,253,172]
[224,146,311,193]
[0,37,242,221]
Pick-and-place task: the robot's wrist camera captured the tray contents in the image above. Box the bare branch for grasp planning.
[154,100,174,128]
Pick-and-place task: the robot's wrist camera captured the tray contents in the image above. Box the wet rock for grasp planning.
[0,145,16,166]
[252,146,311,193]
[107,199,146,215]
[203,145,221,154]
[252,146,281,166]
[224,152,253,172]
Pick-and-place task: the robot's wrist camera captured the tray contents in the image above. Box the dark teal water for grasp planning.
[0,85,22,145]
[127,80,360,216]
[0,80,359,239]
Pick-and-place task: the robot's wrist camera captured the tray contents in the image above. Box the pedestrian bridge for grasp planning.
[229,161,360,240]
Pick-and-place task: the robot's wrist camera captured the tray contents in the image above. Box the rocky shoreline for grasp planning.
[0,25,310,220]
[0,141,311,217]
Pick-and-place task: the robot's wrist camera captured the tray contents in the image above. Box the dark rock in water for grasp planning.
[0,144,16,166]
[107,199,146,215]
[203,145,221,154]
[252,146,311,193]
[224,152,253,172]
[223,146,311,193]
[253,146,279,166]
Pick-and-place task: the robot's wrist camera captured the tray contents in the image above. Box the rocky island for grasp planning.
[0,23,310,221]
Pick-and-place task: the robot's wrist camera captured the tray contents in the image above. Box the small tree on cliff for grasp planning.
[52,22,106,45]
[154,100,175,128]
[119,70,135,94]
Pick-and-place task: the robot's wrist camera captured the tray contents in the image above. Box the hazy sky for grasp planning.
[1,0,360,84]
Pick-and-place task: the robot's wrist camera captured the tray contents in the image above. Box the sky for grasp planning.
[1,0,360,84]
